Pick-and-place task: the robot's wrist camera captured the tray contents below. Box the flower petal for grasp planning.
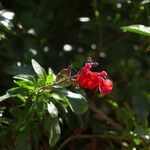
[99,79,113,94]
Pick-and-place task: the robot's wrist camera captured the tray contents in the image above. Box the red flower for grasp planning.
[76,63,99,90]
[99,78,113,94]
[76,63,113,94]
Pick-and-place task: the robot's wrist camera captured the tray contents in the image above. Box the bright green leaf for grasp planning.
[46,73,55,84]
[121,25,150,36]
[14,80,35,91]
[134,138,142,145]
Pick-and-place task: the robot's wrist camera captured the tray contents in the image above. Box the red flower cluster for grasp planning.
[76,63,113,94]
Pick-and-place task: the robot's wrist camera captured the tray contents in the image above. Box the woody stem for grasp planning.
[89,102,123,132]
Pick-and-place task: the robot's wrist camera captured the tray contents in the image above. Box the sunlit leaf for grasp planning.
[13,74,36,84]
[31,59,46,80]
[62,90,88,114]
[47,102,58,117]
[0,94,11,102]
[44,116,60,147]
[140,0,150,5]
[121,25,150,36]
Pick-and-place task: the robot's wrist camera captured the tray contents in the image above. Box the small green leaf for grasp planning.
[47,102,58,117]
[121,25,150,36]
[31,59,46,79]
[63,90,88,114]
[46,68,56,85]
[134,138,142,145]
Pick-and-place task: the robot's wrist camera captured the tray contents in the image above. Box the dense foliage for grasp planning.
[0,0,150,149]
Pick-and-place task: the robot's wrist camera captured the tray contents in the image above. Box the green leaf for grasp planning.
[45,68,56,87]
[47,102,58,117]
[134,138,142,145]
[7,87,28,97]
[44,116,61,147]
[36,96,47,118]
[121,25,150,36]
[50,93,69,113]
[13,74,36,84]
[0,94,11,102]
[14,80,35,91]
[62,90,88,114]
[36,77,45,87]
[31,59,46,79]
[140,0,150,5]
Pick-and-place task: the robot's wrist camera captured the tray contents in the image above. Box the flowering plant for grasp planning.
[0,59,149,149]
[0,59,113,148]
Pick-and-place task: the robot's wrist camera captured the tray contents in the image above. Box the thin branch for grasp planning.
[89,103,123,132]
[57,134,133,150]
[37,75,77,91]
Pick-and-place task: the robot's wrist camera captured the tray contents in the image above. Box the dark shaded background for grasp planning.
[0,0,150,149]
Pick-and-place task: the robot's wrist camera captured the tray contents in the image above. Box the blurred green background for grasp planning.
[0,0,150,149]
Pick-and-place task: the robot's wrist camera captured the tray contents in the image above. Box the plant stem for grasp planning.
[89,103,123,132]
[57,134,133,150]
[39,75,77,91]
